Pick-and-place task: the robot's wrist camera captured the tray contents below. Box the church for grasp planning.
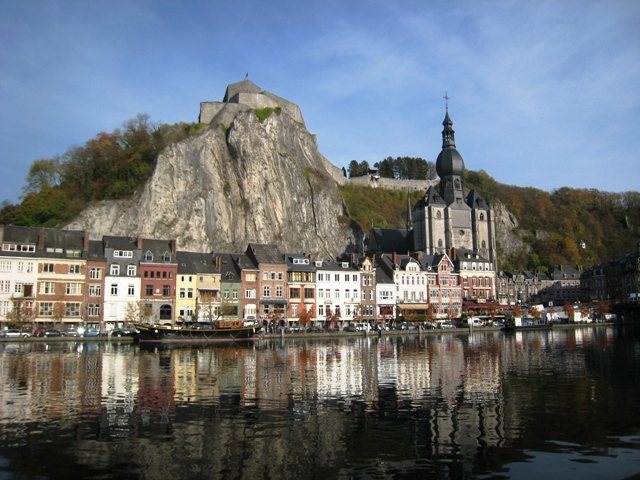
[367,105,498,302]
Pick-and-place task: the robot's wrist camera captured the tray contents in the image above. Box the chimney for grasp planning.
[170,239,177,254]
[392,251,397,266]
[137,237,143,249]
[215,255,222,271]
[83,232,90,255]
[38,227,46,251]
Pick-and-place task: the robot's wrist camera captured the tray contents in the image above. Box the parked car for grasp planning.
[0,328,31,338]
[43,330,62,337]
[438,321,455,329]
[83,328,100,337]
[109,328,135,337]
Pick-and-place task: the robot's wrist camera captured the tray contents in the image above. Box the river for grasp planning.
[1,325,639,479]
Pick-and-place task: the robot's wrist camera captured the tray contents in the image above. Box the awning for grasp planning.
[397,304,430,310]
[259,299,288,305]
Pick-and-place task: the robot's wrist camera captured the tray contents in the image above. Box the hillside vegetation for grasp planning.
[0,115,204,227]
[1,116,638,271]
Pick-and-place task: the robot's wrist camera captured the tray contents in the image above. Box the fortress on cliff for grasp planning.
[198,78,433,192]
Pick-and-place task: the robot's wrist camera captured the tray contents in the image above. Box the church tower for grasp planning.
[436,107,465,206]
[413,100,498,262]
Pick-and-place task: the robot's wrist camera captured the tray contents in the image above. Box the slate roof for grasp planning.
[246,243,286,265]
[176,251,217,275]
[139,238,176,262]
[213,253,242,283]
[102,235,139,251]
[87,240,105,260]
[367,227,413,254]
[466,189,488,209]
[1,225,39,244]
[286,253,316,272]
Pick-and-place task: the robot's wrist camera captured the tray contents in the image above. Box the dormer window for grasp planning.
[162,251,171,262]
[144,250,153,262]
[315,261,323,267]
[341,262,349,268]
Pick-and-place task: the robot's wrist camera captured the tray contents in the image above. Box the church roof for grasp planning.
[467,189,488,209]
[367,227,413,254]
[423,185,446,206]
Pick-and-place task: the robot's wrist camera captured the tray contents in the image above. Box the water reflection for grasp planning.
[0,326,639,479]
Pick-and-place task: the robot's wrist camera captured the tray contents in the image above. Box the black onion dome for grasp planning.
[436,147,465,178]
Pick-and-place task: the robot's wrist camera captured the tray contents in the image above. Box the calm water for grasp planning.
[1,325,640,480]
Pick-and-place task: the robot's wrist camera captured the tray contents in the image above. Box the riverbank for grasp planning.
[0,321,621,344]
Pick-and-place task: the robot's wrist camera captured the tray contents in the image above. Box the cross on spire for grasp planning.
[443,92,450,112]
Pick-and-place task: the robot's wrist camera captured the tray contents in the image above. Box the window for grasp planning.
[146,285,153,296]
[245,273,256,282]
[245,289,256,299]
[89,285,101,296]
[263,286,271,297]
[87,304,100,316]
[291,304,298,316]
[110,284,118,295]
[290,287,301,299]
[127,284,135,296]
[65,303,81,317]
[0,280,10,293]
[89,267,101,279]
[40,281,55,294]
[232,291,238,300]
[144,251,153,262]
[66,283,82,295]
[335,274,340,282]
[114,250,133,258]
[110,264,120,276]
[127,265,136,276]
[163,285,170,296]
[180,288,186,298]
[69,264,81,274]
[304,288,314,299]
[276,285,283,298]
[39,302,53,316]
[162,251,171,262]
[43,263,55,273]
[335,289,340,299]
[187,288,194,298]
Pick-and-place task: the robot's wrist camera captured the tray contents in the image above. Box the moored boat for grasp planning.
[133,320,262,344]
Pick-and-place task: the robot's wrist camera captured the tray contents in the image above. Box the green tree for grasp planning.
[347,160,370,178]
[23,158,61,195]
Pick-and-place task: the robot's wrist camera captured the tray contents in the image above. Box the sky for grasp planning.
[1,0,639,204]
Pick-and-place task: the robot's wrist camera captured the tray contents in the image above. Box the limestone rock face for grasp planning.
[492,200,526,263]
[66,106,355,257]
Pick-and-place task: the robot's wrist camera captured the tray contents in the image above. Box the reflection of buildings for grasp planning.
[0,328,619,477]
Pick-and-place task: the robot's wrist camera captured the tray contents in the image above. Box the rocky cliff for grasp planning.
[66,99,356,258]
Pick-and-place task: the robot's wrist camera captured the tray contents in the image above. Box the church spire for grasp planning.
[442,93,456,148]
[406,188,413,230]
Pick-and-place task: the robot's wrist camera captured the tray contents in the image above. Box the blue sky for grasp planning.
[1,0,639,204]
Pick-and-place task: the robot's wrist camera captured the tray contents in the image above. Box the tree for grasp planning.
[23,158,61,195]
[596,300,610,320]
[298,306,314,331]
[125,301,153,324]
[347,160,370,178]
[5,297,35,329]
[52,302,65,329]
[563,303,575,322]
